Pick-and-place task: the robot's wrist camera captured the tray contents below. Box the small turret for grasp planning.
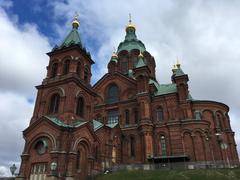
[108,51,118,74]
[171,61,189,102]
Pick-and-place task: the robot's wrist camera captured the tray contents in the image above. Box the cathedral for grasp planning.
[17,16,239,180]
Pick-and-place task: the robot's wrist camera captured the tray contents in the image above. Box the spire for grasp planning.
[58,14,82,49]
[172,58,185,77]
[117,15,146,53]
[110,50,118,63]
[126,13,136,32]
[72,12,80,29]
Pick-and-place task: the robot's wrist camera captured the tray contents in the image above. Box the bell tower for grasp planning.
[31,15,96,125]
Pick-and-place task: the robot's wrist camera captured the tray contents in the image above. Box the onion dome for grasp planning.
[117,16,146,53]
[110,51,118,63]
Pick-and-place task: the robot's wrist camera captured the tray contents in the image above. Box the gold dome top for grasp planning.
[111,51,118,59]
[72,13,80,29]
[138,52,144,58]
[126,13,136,31]
[176,57,181,68]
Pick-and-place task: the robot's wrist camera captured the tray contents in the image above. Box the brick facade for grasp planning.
[18,19,239,180]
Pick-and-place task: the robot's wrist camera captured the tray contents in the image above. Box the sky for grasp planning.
[0,0,240,176]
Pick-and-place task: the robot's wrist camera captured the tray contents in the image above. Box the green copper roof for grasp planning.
[149,79,177,96]
[106,123,118,128]
[117,28,146,53]
[60,27,82,47]
[45,116,87,128]
[136,57,146,68]
[92,120,104,131]
[175,67,185,76]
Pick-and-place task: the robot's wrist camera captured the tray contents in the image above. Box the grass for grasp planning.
[95,168,240,180]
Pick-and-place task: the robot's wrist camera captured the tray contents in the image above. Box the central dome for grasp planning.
[117,21,146,53]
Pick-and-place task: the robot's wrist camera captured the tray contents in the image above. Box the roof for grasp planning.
[149,79,177,96]
[92,120,104,131]
[106,123,118,128]
[45,116,87,128]
[117,26,146,53]
[136,57,146,68]
[174,67,185,77]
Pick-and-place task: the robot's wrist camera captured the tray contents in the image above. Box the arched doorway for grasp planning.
[75,141,90,179]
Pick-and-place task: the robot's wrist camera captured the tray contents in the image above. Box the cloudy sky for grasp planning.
[0,0,240,176]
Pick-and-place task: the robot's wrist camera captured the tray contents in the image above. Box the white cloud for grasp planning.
[0,5,51,96]
[0,1,51,177]
[0,92,33,177]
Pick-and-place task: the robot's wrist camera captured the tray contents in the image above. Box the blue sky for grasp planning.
[1,0,240,176]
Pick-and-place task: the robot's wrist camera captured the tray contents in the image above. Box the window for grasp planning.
[76,150,80,170]
[121,61,128,74]
[63,60,70,75]
[84,67,88,83]
[49,94,60,113]
[125,109,129,125]
[133,57,138,68]
[216,114,223,130]
[30,163,47,180]
[76,97,84,117]
[35,140,48,155]
[76,62,81,76]
[107,84,119,104]
[51,63,58,77]
[156,107,164,121]
[130,137,135,157]
[108,110,119,124]
[134,110,139,124]
[160,136,167,156]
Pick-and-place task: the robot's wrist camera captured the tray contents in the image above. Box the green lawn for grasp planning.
[95,169,240,180]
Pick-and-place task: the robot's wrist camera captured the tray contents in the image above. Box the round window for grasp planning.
[35,140,47,155]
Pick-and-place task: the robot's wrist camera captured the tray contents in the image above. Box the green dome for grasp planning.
[117,26,146,53]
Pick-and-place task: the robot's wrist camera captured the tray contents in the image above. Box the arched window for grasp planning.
[76,62,81,76]
[125,109,129,125]
[49,94,60,113]
[130,137,135,157]
[76,150,80,170]
[51,63,58,78]
[63,60,70,75]
[160,135,167,156]
[216,113,223,131]
[134,109,139,124]
[84,67,88,83]
[76,97,84,117]
[107,84,119,104]
[156,107,164,122]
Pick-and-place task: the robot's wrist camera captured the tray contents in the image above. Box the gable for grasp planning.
[93,72,137,103]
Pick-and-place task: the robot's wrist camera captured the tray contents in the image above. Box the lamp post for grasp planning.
[50,162,57,177]
[9,164,17,177]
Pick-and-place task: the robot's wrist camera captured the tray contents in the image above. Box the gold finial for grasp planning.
[138,52,144,58]
[111,48,118,59]
[72,12,80,29]
[176,57,181,68]
[126,13,136,31]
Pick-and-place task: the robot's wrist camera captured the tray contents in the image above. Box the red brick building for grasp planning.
[18,17,239,180]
